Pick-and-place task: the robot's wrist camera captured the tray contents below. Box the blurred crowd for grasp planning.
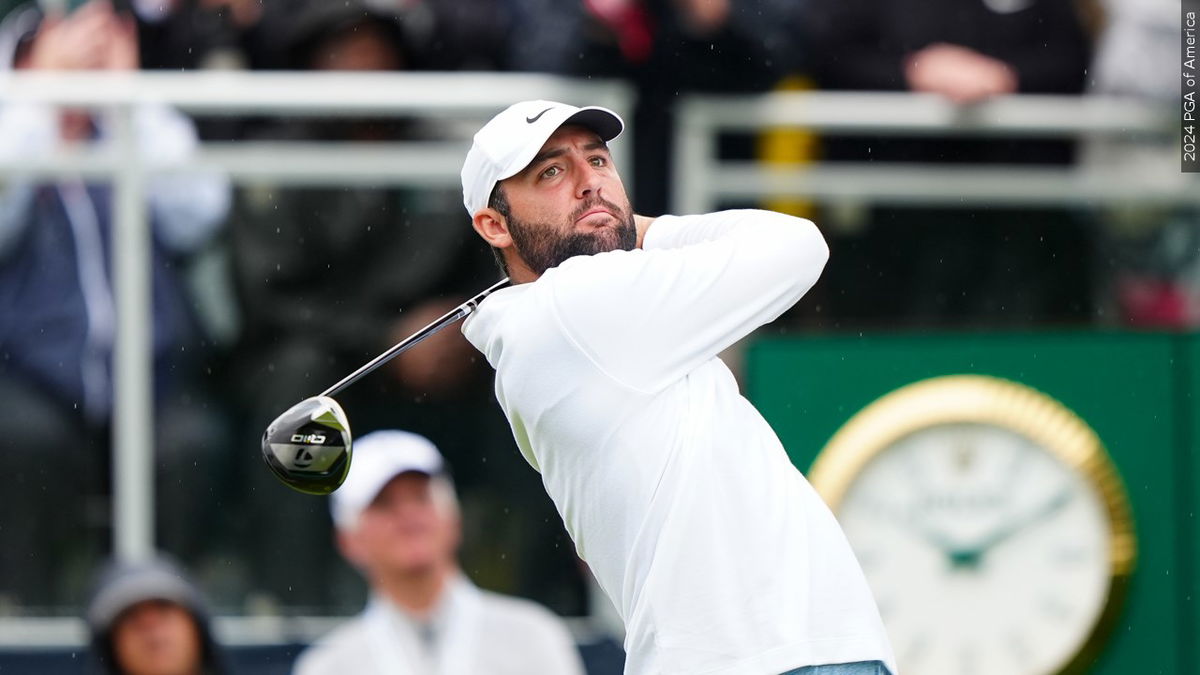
[0,0,1182,645]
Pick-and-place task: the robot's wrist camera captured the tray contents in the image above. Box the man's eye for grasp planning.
[590,156,607,167]
[542,166,561,178]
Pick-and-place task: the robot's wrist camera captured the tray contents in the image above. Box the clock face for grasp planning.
[838,422,1112,675]
[808,376,1135,675]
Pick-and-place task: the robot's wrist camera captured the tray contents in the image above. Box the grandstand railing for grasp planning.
[672,91,1191,214]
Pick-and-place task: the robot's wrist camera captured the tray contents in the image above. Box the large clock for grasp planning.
[808,375,1136,675]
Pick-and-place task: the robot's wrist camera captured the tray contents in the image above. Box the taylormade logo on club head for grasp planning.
[292,448,316,469]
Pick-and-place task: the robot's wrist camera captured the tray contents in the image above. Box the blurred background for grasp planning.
[0,0,1193,673]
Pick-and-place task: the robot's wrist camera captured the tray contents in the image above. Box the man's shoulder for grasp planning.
[292,615,372,675]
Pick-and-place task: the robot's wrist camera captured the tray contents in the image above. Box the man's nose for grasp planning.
[574,161,601,200]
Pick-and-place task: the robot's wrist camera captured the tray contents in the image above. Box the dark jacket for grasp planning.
[0,183,206,421]
[802,0,1093,165]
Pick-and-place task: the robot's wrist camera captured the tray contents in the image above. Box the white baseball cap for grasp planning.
[330,429,448,529]
[460,99,624,217]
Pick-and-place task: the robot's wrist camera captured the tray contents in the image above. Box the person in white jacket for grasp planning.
[292,430,585,675]
[458,100,897,675]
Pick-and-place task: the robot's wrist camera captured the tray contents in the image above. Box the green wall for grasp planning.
[747,332,1193,674]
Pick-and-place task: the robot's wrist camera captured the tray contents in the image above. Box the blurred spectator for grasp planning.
[804,0,1094,111]
[87,555,231,675]
[228,0,570,613]
[132,0,510,82]
[1083,0,1192,326]
[800,0,1097,327]
[421,0,509,70]
[117,0,274,142]
[133,0,269,71]
[293,430,586,675]
[1089,0,1173,100]
[508,0,801,214]
[0,0,233,608]
[272,0,432,72]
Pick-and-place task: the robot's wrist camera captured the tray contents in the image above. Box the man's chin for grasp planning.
[510,213,637,275]
[588,227,628,253]
[591,218,636,251]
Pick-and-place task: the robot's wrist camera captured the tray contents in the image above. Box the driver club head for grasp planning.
[261,396,353,495]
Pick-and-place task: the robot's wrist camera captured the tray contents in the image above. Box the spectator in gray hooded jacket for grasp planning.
[87,555,230,675]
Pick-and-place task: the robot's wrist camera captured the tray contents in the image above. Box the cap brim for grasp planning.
[496,106,624,183]
[329,429,448,529]
[562,108,623,143]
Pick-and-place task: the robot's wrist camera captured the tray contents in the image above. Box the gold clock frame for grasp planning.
[808,374,1137,675]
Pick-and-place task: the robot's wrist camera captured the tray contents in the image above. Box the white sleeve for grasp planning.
[137,105,231,253]
[0,103,57,257]
[94,103,231,254]
[547,209,828,392]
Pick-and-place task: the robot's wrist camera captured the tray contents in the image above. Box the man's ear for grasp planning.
[472,208,513,250]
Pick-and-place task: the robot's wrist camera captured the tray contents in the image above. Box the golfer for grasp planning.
[459,100,897,675]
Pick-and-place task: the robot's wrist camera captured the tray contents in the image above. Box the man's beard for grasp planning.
[507,197,637,276]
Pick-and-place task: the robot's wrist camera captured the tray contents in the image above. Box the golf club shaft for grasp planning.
[319,277,510,398]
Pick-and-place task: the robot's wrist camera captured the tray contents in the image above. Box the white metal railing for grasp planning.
[672,91,1192,214]
[0,71,635,564]
[1,71,636,184]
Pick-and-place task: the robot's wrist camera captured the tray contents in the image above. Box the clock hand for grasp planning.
[907,514,964,553]
[962,487,1076,561]
[863,498,964,553]
[895,455,974,555]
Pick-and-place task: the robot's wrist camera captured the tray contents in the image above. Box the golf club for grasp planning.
[261,277,510,495]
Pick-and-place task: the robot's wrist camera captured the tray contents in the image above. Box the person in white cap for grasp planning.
[292,429,585,675]
[459,100,898,675]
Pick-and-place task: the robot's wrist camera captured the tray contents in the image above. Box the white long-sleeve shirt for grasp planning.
[464,210,896,675]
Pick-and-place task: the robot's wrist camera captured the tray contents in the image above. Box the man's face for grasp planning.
[495,125,636,277]
[110,600,203,675]
[342,473,460,577]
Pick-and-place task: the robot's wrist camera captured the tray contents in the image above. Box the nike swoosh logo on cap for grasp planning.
[525,107,553,124]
